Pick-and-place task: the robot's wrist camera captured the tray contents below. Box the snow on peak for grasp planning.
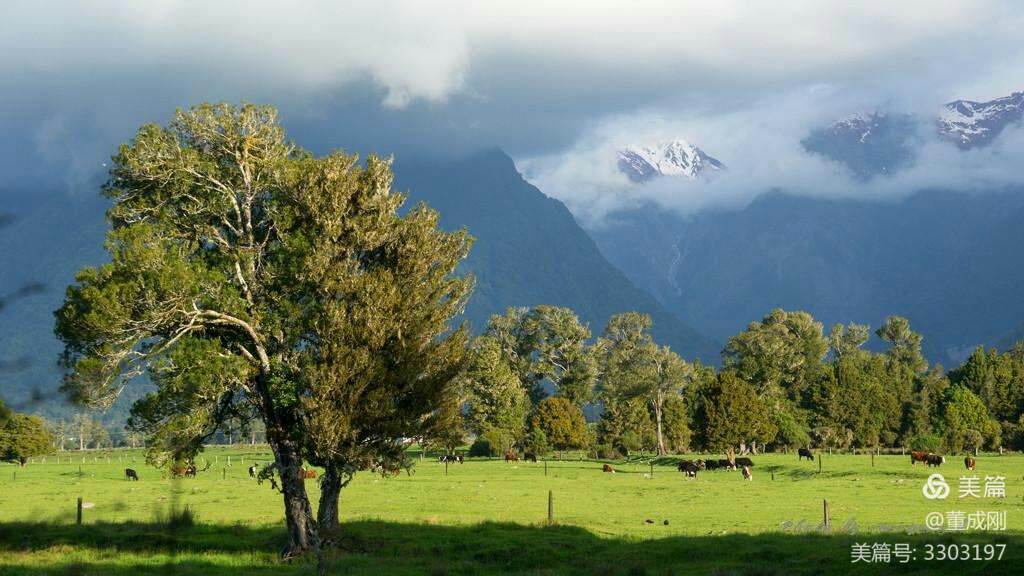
[617,139,725,183]
[824,111,886,144]
[938,91,1023,148]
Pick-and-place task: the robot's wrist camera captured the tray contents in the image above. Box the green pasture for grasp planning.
[1,447,1023,574]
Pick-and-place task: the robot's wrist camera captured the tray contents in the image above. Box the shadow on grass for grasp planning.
[1,520,1022,575]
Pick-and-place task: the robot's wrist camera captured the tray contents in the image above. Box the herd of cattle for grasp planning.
[118,447,980,482]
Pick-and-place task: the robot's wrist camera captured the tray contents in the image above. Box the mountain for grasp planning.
[395,150,717,359]
[0,149,717,419]
[589,189,1024,365]
[616,140,724,183]
[801,112,919,178]
[939,91,1024,149]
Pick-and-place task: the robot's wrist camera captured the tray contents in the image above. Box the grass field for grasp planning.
[1,447,1023,574]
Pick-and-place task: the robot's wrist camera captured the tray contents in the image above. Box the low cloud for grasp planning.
[521,88,1024,226]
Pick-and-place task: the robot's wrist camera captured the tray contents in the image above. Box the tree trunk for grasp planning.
[653,398,666,456]
[268,431,318,557]
[317,466,342,540]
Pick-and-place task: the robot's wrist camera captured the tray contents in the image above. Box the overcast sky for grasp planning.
[2,1,1023,216]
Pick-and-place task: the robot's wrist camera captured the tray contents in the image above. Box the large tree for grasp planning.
[485,306,595,404]
[291,154,473,532]
[54,104,471,555]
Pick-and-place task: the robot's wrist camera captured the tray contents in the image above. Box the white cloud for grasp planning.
[521,87,1024,224]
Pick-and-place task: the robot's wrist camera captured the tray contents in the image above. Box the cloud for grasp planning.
[520,87,1024,225]
[1,1,1023,196]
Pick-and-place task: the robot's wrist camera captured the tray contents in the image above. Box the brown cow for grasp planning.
[964,456,976,470]
[170,466,189,478]
[602,463,614,473]
[504,451,519,463]
[741,465,752,480]
[300,468,318,479]
[910,450,929,465]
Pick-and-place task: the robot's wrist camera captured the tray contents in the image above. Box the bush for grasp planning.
[589,444,623,460]
[468,437,494,457]
[908,433,942,453]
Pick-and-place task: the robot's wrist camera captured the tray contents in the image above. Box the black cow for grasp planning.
[798,447,814,461]
[523,452,538,463]
[926,454,945,467]
[439,454,464,464]
[703,459,720,470]
[248,464,258,478]
[677,460,699,478]
[125,468,138,481]
[734,457,754,468]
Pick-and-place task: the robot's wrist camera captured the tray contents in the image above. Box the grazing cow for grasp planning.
[524,452,538,463]
[125,468,139,481]
[170,466,189,478]
[798,447,814,461]
[439,454,463,464]
[925,454,945,467]
[248,464,258,479]
[734,457,754,468]
[964,456,976,471]
[910,450,930,465]
[300,468,318,479]
[602,463,615,473]
[742,465,752,480]
[504,451,519,463]
[703,459,720,470]
[677,460,699,478]
[185,465,197,478]
[719,458,736,470]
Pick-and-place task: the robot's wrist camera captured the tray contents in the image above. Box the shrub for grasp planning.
[468,437,494,457]
[908,433,942,453]
[589,443,623,460]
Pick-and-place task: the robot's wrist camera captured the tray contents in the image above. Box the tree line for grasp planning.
[445,306,1021,462]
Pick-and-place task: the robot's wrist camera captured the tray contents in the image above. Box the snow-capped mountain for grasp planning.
[617,140,725,183]
[938,91,1024,149]
[801,112,918,178]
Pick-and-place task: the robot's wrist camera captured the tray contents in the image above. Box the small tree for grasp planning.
[530,397,588,452]
[0,414,53,466]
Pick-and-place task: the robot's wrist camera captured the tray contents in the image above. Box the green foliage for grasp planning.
[485,306,596,404]
[0,413,52,465]
[940,385,1001,452]
[907,433,943,453]
[524,427,550,456]
[696,371,777,450]
[467,437,495,458]
[529,397,589,451]
[660,395,691,453]
[723,309,827,404]
[597,397,654,455]
[463,336,530,444]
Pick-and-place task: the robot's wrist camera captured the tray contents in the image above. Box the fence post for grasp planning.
[871,452,875,468]
[818,457,822,474]
[823,499,830,531]
[445,460,448,476]
[547,490,553,525]
[222,468,226,480]
[77,497,83,525]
